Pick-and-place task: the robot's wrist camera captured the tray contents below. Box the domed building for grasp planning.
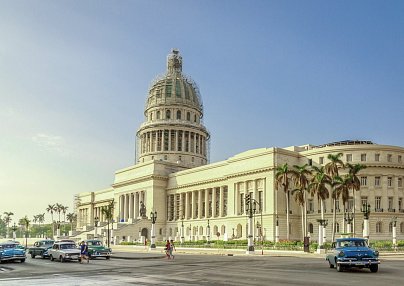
[75,50,404,248]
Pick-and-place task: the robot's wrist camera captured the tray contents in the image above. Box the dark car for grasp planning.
[0,241,26,263]
[28,240,55,258]
[85,239,111,259]
[326,237,380,272]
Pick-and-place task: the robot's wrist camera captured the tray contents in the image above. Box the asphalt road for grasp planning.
[1,254,403,286]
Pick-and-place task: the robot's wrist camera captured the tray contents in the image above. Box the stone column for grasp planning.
[198,190,203,219]
[212,188,217,218]
[204,189,209,218]
[191,191,195,219]
[129,193,134,222]
[219,186,224,217]
[185,192,190,219]
[135,192,140,218]
[119,195,124,222]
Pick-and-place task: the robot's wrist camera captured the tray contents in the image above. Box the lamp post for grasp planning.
[275,215,279,243]
[391,216,397,250]
[316,219,327,251]
[207,219,210,244]
[344,210,354,235]
[94,216,99,238]
[150,211,157,250]
[361,204,371,240]
[56,221,61,238]
[245,194,255,254]
[11,223,17,241]
[322,219,328,243]
[180,215,185,244]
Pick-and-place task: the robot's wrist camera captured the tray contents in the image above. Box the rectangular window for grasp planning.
[388,177,393,187]
[335,200,340,211]
[319,157,324,164]
[387,154,392,162]
[399,155,402,163]
[375,154,380,162]
[348,198,354,211]
[361,196,368,207]
[346,154,352,162]
[388,197,394,211]
[375,176,381,187]
[398,178,402,188]
[361,153,367,162]
[399,198,403,211]
[308,199,314,212]
[360,176,367,186]
[375,196,382,210]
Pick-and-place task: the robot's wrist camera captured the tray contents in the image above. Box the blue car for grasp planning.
[326,237,380,272]
[0,241,27,263]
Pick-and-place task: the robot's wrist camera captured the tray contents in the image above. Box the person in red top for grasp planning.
[165,240,171,259]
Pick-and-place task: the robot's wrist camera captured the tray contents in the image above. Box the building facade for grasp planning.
[76,50,404,243]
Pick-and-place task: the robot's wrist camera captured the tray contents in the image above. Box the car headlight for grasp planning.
[373,250,379,257]
[338,251,345,257]
[65,254,70,257]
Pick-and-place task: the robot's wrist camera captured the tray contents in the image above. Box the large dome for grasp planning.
[145,49,203,115]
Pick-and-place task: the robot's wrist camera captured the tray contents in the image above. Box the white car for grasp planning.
[48,242,81,262]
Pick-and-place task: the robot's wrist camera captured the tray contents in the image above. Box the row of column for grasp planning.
[167,186,228,221]
[119,191,145,222]
[140,129,206,156]
[236,180,264,215]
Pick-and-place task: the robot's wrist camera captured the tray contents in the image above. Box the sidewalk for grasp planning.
[111,245,404,260]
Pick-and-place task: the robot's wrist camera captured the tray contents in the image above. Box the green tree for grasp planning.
[101,199,115,247]
[66,213,77,233]
[346,163,367,236]
[3,212,14,238]
[332,174,352,234]
[291,164,311,240]
[325,153,344,242]
[275,163,294,240]
[46,204,56,236]
[19,216,30,248]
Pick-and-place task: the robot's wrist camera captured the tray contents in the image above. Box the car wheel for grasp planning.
[328,260,334,268]
[370,265,378,273]
[106,256,110,260]
[20,259,25,263]
[50,255,54,261]
[31,253,35,259]
[60,256,64,262]
[336,263,344,272]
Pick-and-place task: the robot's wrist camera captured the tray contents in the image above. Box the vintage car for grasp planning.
[85,239,111,259]
[326,237,380,272]
[28,240,54,259]
[48,241,80,262]
[0,241,26,263]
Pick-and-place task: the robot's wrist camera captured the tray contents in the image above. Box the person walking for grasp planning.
[165,240,171,259]
[80,241,89,264]
[169,239,176,259]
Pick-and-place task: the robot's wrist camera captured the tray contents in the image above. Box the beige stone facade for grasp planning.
[75,51,404,244]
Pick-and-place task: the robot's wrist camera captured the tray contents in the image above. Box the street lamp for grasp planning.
[150,211,157,249]
[316,219,328,251]
[391,216,397,250]
[323,219,329,243]
[207,219,211,244]
[180,215,185,244]
[361,204,371,240]
[94,216,99,238]
[189,224,192,241]
[344,210,354,234]
[245,194,255,254]
[275,215,279,243]
[11,223,17,241]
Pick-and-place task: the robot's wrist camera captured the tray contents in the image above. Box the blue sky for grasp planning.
[1,0,403,223]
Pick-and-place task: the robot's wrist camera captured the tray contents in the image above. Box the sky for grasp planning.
[1,0,403,224]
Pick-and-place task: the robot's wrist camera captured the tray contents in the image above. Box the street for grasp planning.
[1,253,404,286]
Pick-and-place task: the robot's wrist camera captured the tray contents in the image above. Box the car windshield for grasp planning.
[338,240,367,247]
[60,244,76,249]
[0,244,17,249]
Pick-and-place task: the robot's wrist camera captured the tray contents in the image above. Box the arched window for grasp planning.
[336,222,340,233]
[156,111,161,119]
[166,110,171,119]
[149,113,153,121]
[308,223,314,234]
[176,110,181,120]
[199,226,204,235]
[376,222,382,233]
[187,112,191,121]
[389,222,393,233]
[194,114,197,122]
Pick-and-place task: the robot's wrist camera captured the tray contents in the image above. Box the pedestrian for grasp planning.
[144,238,148,250]
[169,239,176,259]
[80,241,89,264]
[165,240,171,259]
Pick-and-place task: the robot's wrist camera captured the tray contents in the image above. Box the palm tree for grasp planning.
[291,164,312,240]
[19,216,30,249]
[66,213,77,233]
[61,206,68,222]
[3,212,14,238]
[346,163,367,236]
[46,204,56,236]
[275,163,293,240]
[55,203,63,222]
[37,213,45,238]
[325,153,344,242]
[333,174,352,234]
[101,199,115,247]
[308,166,331,247]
